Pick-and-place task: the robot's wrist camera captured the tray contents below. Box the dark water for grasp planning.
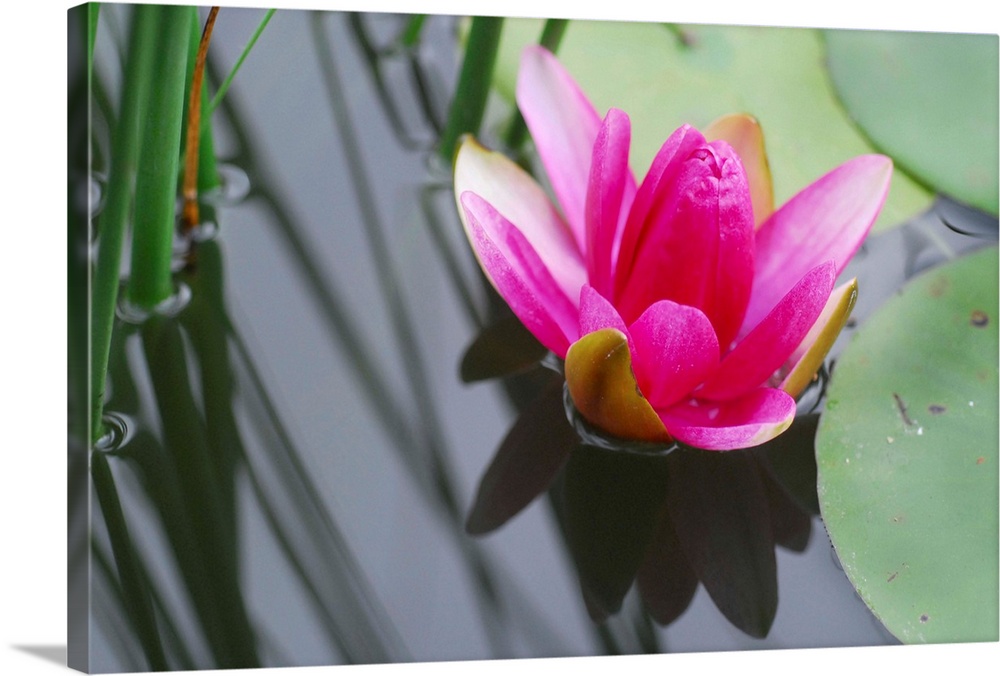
[76,6,993,673]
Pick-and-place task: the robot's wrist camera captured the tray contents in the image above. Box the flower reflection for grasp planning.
[464,365,820,636]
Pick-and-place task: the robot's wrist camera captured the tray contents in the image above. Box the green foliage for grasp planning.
[816,246,999,643]
[439,16,505,162]
[205,8,276,123]
[91,5,261,438]
[91,4,161,439]
[127,4,194,309]
[825,30,999,215]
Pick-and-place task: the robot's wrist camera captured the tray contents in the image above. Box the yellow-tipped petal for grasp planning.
[705,113,774,228]
[453,136,586,307]
[565,328,673,444]
[780,278,858,398]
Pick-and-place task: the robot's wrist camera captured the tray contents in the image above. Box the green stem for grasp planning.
[90,4,159,440]
[87,3,100,73]
[197,89,220,193]
[204,8,276,127]
[438,15,504,162]
[504,18,569,151]
[127,4,194,309]
[399,13,426,48]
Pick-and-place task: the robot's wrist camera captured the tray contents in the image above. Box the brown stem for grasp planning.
[182,6,220,231]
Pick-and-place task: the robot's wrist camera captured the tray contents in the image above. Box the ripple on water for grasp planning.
[116,281,192,325]
[93,411,134,454]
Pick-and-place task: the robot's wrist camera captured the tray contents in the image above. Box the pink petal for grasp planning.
[616,141,755,350]
[628,300,720,411]
[454,138,586,305]
[460,192,579,356]
[742,155,892,335]
[704,113,774,227]
[579,284,628,338]
[613,124,706,298]
[697,261,836,401]
[586,108,632,298]
[517,45,604,251]
[779,278,858,398]
[660,389,796,451]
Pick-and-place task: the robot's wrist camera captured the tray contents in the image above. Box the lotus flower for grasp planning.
[454,46,892,451]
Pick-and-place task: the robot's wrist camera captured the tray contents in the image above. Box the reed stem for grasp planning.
[438,16,504,162]
[90,4,159,440]
[204,8,276,125]
[400,14,426,47]
[127,4,194,309]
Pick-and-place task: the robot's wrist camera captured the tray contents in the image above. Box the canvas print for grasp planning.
[68,2,999,673]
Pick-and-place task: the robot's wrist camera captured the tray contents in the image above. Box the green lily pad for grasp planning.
[816,246,999,644]
[824,30,999,215]
[490,19,931,232]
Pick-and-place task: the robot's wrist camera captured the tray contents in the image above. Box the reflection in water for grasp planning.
[463,341,819,637]
[77,5,996,673]
[93,236,408,669]
[86,8,579,670]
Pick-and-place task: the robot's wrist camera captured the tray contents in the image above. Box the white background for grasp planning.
[2,0,997,674]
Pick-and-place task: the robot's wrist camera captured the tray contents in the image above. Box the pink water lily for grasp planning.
[454,46,892,451]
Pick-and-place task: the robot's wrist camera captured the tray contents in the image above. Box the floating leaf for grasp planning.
[492,19,930,232]
[824,30,999,215]
[816,245,999,643]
